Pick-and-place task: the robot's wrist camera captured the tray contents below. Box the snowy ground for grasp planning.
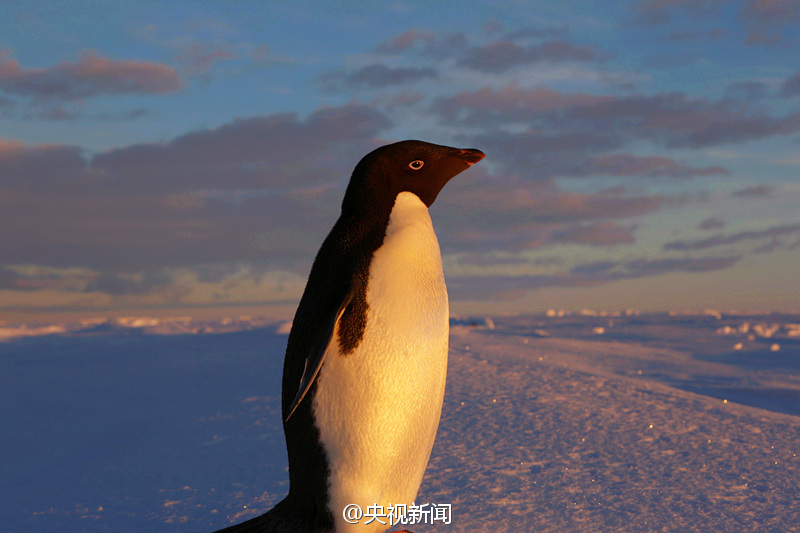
[1,312,799,532]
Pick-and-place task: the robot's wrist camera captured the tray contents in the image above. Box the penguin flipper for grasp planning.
[285,290,353,421]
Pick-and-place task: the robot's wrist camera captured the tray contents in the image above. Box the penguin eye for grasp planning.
[408,160,424,170]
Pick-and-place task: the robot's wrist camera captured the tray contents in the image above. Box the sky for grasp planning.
[1,0,799,322]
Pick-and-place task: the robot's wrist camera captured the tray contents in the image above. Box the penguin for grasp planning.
[215,140,485,533]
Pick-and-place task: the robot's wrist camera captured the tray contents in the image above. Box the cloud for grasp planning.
[561,92,800,148]
[448,254,741,300]
[699,216,727,230]
[374,27,604,74]
[375,29,467,57]
[636,0,728,24]
[174,42,237,76]
[83,271,173,296]
[0,139,88,190]
[635,0,800,44]
[666,28,730,41]
[0,95,15,109]
[724,81,770,101]
[319,64,437,91]
[0,265,93,292]
[457,39,605,73]
[462,130,621,180]
[741,0,800,44]
[0,104,392,276]
[552,222,637,246]
[664,223,800,250]
[441,87,800,164]
[0,49,181,101]
[0,266,28,291]
[91,104,392,193]
[585,153,729,178]
[439,184,669,252]
[435,84,609,123]
[346,64,437,87]
[782,70,800,97]
[732,184,771,197]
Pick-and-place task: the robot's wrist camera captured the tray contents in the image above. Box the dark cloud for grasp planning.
[699,216,727,230]
[752,238,786,254]
[642,51,702,70]
[620,255,741,276]
[586,153,729,178]
[376,29,436,53]
[385,93,426,108]
[732,184,771,197]
[0,49,181,101]
[174,42,236,76]
[320,64,437,91]
[782,70,800,97]
[455,253,560,268]
[347,64,436,88]
[0,140,88,191]
[725,81,770,101]
[666,28,730,41]
[0,104,391,276]
[435,84,608,125]
[635,0,800,44]
[664,223,800,251]
[503,26,571,41]
[83,271,173,295]
[636,0,727,25]
[552,222,637,246]
[439,184,668,253]
[0,266,89,292]
[375,27,602,73]
[465,130,620,179]
[561,92,800,148]
[457,39,604,73]
[0,95,16,109]
[376,29,468,57]
[0,266,28,291]
[448,255,740,300]
[741,0,800,44]
[92,104,392,193]
[0,182,338,274]
[439,86,800,157]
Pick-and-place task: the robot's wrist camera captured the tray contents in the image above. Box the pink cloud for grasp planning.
[0,49,181,100]
[636,0,800,43]
[553,222,637,246]
[174,43,236,76]
[741,0,800,43]
[457,39,604,73]
[665,223,800,251]
[590,153,729,178]
[439,84,609,116]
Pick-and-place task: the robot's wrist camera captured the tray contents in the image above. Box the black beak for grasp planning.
[456,148,486,166]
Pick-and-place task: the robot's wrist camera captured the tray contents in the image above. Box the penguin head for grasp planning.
[342,140,485,213]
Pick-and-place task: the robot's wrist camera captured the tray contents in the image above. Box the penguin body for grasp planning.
[315,190,449,532]
[215,140,484,533]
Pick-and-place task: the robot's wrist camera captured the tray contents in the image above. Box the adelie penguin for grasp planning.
[215,140,485,533]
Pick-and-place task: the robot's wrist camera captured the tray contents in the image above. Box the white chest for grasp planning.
[313,192,450,532]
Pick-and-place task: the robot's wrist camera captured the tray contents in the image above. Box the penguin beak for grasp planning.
[456,148,486,166]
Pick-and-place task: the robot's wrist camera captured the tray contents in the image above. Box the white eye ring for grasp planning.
[408,160,424,170]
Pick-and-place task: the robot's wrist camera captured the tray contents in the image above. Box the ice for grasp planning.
[1,312,799,531]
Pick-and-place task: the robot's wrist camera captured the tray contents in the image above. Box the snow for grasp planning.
[1,313,799,532]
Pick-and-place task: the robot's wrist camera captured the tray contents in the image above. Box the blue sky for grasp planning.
[1,0,799,321]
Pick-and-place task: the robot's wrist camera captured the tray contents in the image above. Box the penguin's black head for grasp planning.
[342,140,485,213]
